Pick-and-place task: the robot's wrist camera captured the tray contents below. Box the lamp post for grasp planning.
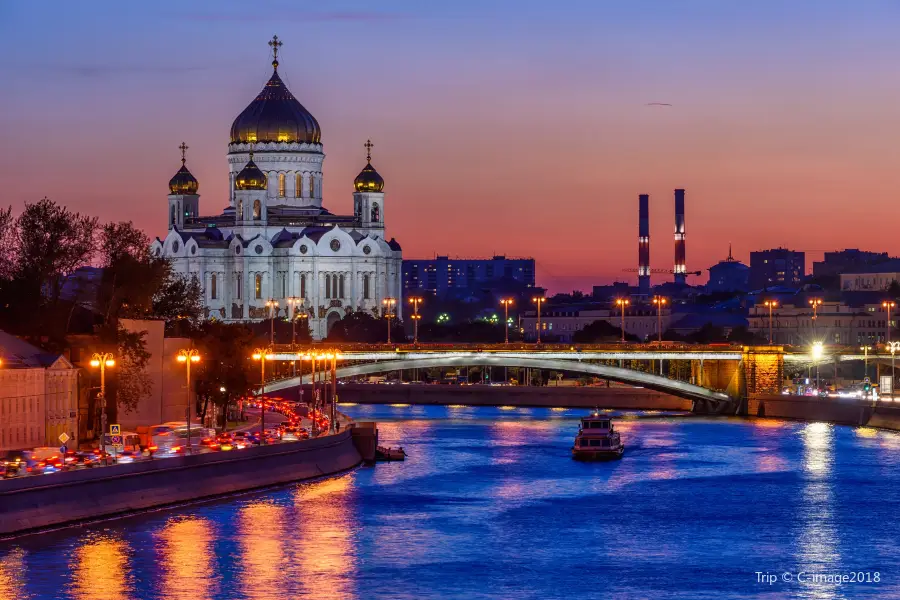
[251,348,273,444]
[811,341,824,393]
[883,301,895,343]
[652,296,667,342]
[176,349,201,452]
[615,298,630,342]
[382,297,397,344]
[887,342,900,399]
[764,300,778,345]
[532,296,546,344]
[286,297,303,347]
[265,299,279,346]
[304,353,319,437]
[89,352,115,439]
[408,297,423,345]
[500,298,514,344]
[861,345,872,382]
[327,352,341,432]
[808,298,823,334]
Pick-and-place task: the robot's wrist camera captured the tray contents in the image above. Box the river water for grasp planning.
[1,405,898,600]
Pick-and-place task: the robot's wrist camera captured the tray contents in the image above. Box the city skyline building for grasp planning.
[403,255,535,298]
[749,248,805,291]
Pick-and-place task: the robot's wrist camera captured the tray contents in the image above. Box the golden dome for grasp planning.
[168,142,198,195]
[353,139,384,192]
[229,39,320,145]
[235,154,267,191]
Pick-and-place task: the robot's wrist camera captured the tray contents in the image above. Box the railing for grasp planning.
[267,342,749,354]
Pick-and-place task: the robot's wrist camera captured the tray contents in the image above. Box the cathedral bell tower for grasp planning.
[233,149,268,227]
[353,139,386,236]
[167,142,199,230]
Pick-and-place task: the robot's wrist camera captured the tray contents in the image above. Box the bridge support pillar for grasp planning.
[740,346,784,416]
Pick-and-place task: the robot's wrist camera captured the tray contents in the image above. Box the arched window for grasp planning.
[339,274,345,299]
[332,275,339,298]
[281,274,286,298]
[371,202,380,223]
[211,273,217,300]
[295,173,301,198]
[309,174,316,199]
[253,199,262,220]
[237,199,243,221]
[236,274,242,300]
[170,205,176,225]
[363,274,371,300]
[255,274,262,299]
[300,274,307,299]
[324,274,331,299]
[278,173,285,197]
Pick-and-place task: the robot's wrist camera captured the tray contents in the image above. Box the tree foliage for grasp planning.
[573,319,639,343]
[327,311,405,343]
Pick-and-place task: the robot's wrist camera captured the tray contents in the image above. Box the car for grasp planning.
[199,437,220,450]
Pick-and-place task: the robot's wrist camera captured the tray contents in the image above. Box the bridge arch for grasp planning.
[264,356,732,405]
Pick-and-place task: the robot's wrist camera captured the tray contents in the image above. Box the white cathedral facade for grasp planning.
[152,37,403,340]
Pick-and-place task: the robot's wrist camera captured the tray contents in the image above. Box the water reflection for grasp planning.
[68,533,134,600]
[237,502,286,600]
[292,476,357,599]
[0,547,28,600]
[797,422,839,600]
[157,517,218,600]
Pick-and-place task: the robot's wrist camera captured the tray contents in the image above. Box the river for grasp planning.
[1,405,898,600]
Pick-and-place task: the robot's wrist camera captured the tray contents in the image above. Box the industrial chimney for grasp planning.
[674,188,686,284]
[638,194,650,294]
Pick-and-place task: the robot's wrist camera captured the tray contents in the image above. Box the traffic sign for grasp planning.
[110,434,123,446]
[110,424,121,435]
[58,432,70,444]
[59,445,67,454]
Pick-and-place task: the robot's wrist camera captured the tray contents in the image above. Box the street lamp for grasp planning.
[861,345,872,382]
[809,298,823,334]
[89,352,115,438]
[408,297,423,345]
[811,341,824,393]
[382,297,397,344]
[176,349,201,451]
[251,348,275,444]
[286,297,304,347]
[615,298,630,342]
[887,342,900,399]
[265,299,279,346]
[531,297,546,344]
[764,300,778,345]
[652,296,667,342]
[500,298,514,344]
[883,301,895,343]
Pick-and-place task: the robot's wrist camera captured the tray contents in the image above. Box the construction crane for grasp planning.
[622,268,701,276]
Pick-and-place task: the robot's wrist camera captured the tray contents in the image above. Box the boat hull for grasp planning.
[572,446,624,461]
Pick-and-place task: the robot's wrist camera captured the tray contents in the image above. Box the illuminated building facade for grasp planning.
[153,38,403,339]
[403,256,535,298]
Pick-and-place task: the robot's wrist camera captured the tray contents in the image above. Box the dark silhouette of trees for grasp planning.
[573,319,638,343]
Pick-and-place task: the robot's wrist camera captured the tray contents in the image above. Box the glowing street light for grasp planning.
[500,298,514,344]
[252,348,275,444]
[887,342,900,399]
[615,298,630,342]
[531,297,546,344]
[409,297,423,345]
[382,297,397,344]
[89,352,115,437]
[883,301,896,343]
[808,298,823,335]
[764,300,778,345]
[286,297,305,347]
[861,345,872,382]
[811,341,824,392]
[265,299,279,345]
[176,349,201,451]
[652,296,667,342]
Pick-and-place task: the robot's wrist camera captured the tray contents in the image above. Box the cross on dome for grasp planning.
[269,35,283,69]
[365,139,374,163]
[179,142,189,165]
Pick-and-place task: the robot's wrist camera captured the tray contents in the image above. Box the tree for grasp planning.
[418,320,504,343]
[194,322,260,429]
[327,311,405,343]
[573,319,638,343]
[727,325,767,345]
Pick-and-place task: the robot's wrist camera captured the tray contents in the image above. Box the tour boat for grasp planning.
[572,414,624,460]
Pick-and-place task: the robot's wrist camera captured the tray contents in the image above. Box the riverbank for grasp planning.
[334,383,691,410]
[0,429,362,537]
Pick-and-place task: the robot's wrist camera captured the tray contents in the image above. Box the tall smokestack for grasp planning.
[674,188,686,284]
[638,194,650,294]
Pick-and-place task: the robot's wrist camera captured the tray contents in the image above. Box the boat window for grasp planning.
[601,439,610,447]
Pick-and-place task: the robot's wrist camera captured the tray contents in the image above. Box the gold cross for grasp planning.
[364,139,374,163]
[179,142,188,165]
[269,35,283,68]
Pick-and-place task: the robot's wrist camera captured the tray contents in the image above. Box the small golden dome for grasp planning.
[169,142,198,195]
[353,139,384,192]
[235,155,267,191]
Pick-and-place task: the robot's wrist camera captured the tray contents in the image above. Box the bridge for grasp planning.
[258,343,832,412]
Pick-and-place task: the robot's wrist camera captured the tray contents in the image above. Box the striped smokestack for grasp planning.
[638,194,650,294]
[674,188,686,284]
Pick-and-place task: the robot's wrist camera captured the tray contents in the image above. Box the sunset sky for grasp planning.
[2,0,899,292]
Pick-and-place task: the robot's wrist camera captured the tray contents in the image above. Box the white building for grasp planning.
[748,298,890,346]
[522,305,672,343]
[153,37,403,339]
[0,331,78,451]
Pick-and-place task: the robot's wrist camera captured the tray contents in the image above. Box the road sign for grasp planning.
[110,434,123,446]
[59,445,67,454]
[110,424,121,435]
[58,432,70,444]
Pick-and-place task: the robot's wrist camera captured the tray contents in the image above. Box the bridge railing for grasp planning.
[267,341,749,354]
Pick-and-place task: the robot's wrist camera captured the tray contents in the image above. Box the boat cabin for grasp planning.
[579,417,613,433]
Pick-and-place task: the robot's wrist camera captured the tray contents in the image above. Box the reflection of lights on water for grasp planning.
[238,502,286,600]
[447,404,469,409]
[498,406,516,410]
[69,534,134,600]
[0,547,27,600]
[798,422,840,585]
[550,407,567,412]
[752,418,788,429]
[158,517,217,600]
[389,403,410,408]
[802,422,834,475]
[855,427,878,439]
[338,402,357,406]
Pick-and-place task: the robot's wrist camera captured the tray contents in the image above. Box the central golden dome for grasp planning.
[229,66,321,145]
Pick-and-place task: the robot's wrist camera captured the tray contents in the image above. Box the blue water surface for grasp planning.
[1,405,898,600]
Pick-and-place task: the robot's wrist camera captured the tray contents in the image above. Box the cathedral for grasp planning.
[152,37,403,339]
